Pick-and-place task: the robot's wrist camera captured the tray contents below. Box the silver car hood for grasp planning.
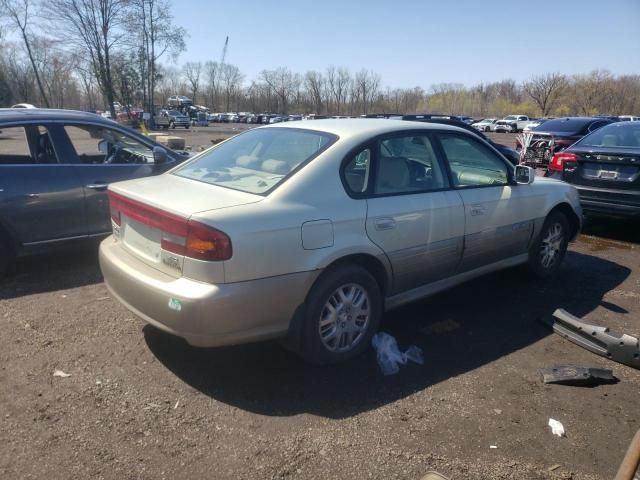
[109,173,263,217]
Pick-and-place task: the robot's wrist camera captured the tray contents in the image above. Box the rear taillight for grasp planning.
[549,152,577,172]
[107,191,232,261]
[162,220,232,261]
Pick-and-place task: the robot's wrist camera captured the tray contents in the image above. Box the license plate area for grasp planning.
[599,170,618,180]
[122,215,162,263]
[582,162,638,182]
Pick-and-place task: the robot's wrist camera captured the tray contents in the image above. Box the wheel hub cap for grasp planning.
[318,283,370,353]
[540,222,564,269]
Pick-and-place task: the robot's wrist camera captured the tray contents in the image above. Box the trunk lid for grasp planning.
[563,147,640,190]
[109,174,262,278]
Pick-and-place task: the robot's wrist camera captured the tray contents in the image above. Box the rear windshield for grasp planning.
[575,123,640,149]
[535,118,591,133]
[173,127,337,195]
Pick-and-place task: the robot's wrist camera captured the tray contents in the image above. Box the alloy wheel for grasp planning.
[540,222,564,269]
[318,283,370,353]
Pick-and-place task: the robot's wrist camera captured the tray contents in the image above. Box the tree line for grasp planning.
[1,0,639,118]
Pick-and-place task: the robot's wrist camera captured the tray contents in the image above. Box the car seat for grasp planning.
[37,134,57,164]
[376,156,410,193]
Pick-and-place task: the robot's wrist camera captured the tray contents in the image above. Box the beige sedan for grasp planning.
[100,119,582,364]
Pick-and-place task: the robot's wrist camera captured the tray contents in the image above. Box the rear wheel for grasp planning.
[298,265,382,365]
[528,211,570,278]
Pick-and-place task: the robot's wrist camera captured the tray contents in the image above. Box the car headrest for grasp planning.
[261,159,290,175]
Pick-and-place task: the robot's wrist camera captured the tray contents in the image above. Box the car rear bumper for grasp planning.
[576,186,640,217]
[99,237,319,347]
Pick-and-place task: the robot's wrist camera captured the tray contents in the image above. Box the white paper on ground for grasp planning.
[548,418,565,437]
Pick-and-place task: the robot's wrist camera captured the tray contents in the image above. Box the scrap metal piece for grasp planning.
[543,309,640,370]
[540,365,616,386]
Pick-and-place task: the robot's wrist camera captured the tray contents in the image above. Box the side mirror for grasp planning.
[153,146,168,165]
[515,165,535,185]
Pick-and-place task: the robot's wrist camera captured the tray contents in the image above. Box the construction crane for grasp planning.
[220,36,229,70]
[215,36,229,111]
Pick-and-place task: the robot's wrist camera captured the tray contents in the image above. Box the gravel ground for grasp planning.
[1,125,639,480]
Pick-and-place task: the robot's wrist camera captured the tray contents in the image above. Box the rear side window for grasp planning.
[174,128,337,195]
[0,125,58,165]
[576,123,640,148]
[343,148,371,193]
[536,118,591,133]
[438,134,509,187]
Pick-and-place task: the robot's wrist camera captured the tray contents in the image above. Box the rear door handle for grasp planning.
[374,218,397,230]
[86,183,108,191]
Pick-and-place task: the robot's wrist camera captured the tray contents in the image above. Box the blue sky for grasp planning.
[171,0,640,88]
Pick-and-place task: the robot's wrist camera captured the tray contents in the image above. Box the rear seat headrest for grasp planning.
[261,159,290,175]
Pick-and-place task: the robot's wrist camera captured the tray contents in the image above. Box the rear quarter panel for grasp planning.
[190,137,388,284]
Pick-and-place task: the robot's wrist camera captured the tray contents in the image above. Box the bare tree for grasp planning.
[326,66,350,115]
[183,61,202,104]
[523,73,567,116]
[220,63,243,111]
[1,0,50,106]
[131,0,185,113]
[304,70,325,114]
[260,67,297,114]
[204,60,220,108]
[46,0,129,117]
[354,69,381,115]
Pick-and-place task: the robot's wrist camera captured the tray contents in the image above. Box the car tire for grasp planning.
[528,211,570,278]
[298,265,382,365]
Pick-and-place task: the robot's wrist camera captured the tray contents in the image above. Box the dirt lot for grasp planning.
[1,124,639,480]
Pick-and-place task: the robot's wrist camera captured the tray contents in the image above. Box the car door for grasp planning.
[0,123,86,246]
[343,133,465,295]
[435,132,542,272]
[59,124,169,235]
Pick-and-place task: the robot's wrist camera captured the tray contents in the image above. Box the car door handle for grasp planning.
[374,218,397,230]
[26,193,39,198]
[86,183,108,191]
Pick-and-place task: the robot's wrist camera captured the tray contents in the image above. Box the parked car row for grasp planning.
[473,114,640,134]
[5,106,638,368]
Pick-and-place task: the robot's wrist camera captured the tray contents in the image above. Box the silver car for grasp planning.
[100,119,582,364]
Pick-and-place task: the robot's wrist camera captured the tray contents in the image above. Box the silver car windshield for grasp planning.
[173,127,337,194]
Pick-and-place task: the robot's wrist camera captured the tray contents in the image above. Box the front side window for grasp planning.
[438,133,509,187]
[375,135,447,194]
[174,127,336,195]
[64,125,154,164]
[0,125,58,165]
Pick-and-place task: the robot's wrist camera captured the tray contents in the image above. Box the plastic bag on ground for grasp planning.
[371,332,424,375]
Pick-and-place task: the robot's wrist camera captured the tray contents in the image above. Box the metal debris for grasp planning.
[541,365,616,386]
[543,309,640,370]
